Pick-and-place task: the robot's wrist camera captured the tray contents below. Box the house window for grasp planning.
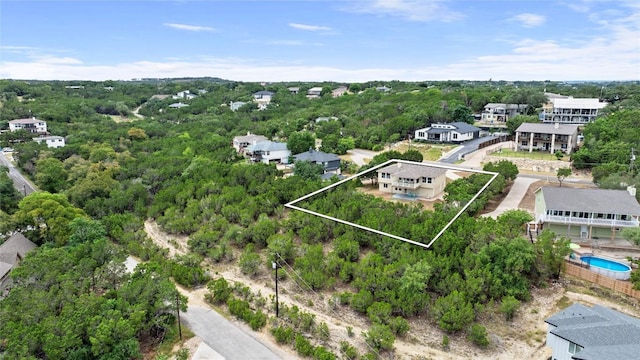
[427,177,432,184]
[532,142,538,147]
[522,141,528,146]
[422,177,427,183]
[568,342,582,354]
[418,132,425,137]
[453,133,458,139]
[383,184,388,188]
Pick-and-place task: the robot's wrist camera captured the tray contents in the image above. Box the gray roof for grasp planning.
[449,122,480,133]
[245,141,288,152]
[539,187,640,215]
[0,233,37,279]
[378,162,447,179]
[253,91,274,96]
[545,303,640,360]
[9,118,45,124]
[294,149,340,163]
[234,134,268,144]
[484,103,528,110]
[516,123,579,136]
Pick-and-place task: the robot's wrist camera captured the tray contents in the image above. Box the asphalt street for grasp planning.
[0,151,36,196]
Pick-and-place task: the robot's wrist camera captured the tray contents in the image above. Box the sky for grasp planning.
[1,0,639,82]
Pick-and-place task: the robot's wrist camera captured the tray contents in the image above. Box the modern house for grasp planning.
[230,101,247,112]
[33,135,66,148]
[514,123,580,154]
[534,186,640,240]
[294,149,341,174]
[479,103,528,126]
[306,87,323,99]
[0,233,37,296]
[244,141,290,164]
[541,97,608,124]
[545,303,640,360]
[232,133,268,153]
[288,87,300,94]
[376,86,391,92]
[253,91,274,110]
[414,122,481,143]
[377,162,447,199]
[8,118,47,134]
[168,102,189,109]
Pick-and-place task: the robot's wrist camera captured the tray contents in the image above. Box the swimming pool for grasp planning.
[580,255,632,280]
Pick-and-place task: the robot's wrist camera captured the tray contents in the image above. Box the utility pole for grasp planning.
[631,148,636,173]
[272,259,279,317]
[176,291,182,340]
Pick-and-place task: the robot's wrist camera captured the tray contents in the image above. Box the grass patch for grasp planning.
[489,149,567,161]
[555,295,572,310]
[392,142,456,161]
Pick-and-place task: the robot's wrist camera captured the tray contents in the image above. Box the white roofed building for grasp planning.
[541,97,607,124]
[8,118,47,134]
[33,135,66,148]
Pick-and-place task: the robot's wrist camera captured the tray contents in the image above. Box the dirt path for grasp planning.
[144,220,188,257]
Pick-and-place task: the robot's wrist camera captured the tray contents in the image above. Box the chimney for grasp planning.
[554,122,559,129]
[397,163,402,168]
[628,185,637,197]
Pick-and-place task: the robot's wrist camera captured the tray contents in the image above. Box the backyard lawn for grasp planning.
[489,148,569,161]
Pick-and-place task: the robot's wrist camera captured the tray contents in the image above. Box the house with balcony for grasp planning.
[515,123,579,154]
[534,186,640,241]
[8,118,47,134]
[414,122,480,143]
[545,303,640,360]
[33,135,66,148]
[252,91,274,110]
[541,97,607,124]
[479,103,528,126]
[1,233,37,297]
[232,133,268,153]
[244,141,290,164]
[293,149,341,174]
[306,87,323,99]
[377,162,447,199]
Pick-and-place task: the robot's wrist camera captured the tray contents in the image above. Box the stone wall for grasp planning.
[483,155,570,173]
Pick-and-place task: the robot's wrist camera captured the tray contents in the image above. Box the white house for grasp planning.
[245,141,290,164]
[253,91,274,110]
[168,102,189,109]
[480,103,528,126]
[232,133,268,153]
[414,122,480,143]
[545,303,640,360]
[541,97,607,124]
[306,87,323,99]
[230,101,247,112]
[8,118,47,134]
[33,135,66,148]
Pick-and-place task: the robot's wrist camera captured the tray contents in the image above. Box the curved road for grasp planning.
[0,152,36,196]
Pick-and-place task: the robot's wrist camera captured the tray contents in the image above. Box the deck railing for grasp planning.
[542,215,639,228]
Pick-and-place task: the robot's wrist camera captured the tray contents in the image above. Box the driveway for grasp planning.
[345,148,379,166]
[481,176,539,219]
[439,136,500,164]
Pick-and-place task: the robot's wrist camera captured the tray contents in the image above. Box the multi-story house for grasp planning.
[414,122,480,143]
[534,186,640,240]
[480,103,528,126]
[245,141,290,164]
[232,133,268,153]
[514,123,579,154]
[545,303,640,360]
[294,149,341,174]
[377,162,447,199]
[252,91,274,110]
[8,118,47,134]
[306,87,323,99]
[540,97,607,124]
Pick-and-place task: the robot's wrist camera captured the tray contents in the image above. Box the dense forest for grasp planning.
[1,79,639,359]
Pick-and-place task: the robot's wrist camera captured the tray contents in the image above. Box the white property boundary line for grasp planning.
[285,159,499,249]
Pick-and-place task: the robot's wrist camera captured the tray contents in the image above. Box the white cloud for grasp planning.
[510,13,546,28]
[164,23,215,32]
[343,0,464,22]
[29,55,83,65]
[289,23,332,32]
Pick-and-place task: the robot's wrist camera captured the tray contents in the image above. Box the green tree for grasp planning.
[483,160,519,181]
[0,166,22,213]
[506,114,539,135]
[35,157,68,193]
[293,160,324,181]
[467,323,489,348]
[287,131,316,155]
[500,295,521,321]
[433,291,475,333]
[621,227,640,246]
[11,192,86,245]
[556,167,572,187]
[363,324,395,351]
[534,230,571,280]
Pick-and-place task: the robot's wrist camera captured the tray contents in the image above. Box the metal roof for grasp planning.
[551,98,607,109]
[245,141,288,152]
[294,149,340,163]
[516,123,580,136]
[538,187,640,215]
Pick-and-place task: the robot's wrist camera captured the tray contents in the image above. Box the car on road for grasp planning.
[2,147,14,153]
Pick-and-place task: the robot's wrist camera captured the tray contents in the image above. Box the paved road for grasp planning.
[0,152,36,196]
[346,148,379,166]
[181,305,291,360]
[439,135,500,163]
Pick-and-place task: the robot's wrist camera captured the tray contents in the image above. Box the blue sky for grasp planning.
[1,0,639,82]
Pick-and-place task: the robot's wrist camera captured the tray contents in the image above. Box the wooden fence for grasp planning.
[564,262,640,300]
[477,135,513,150]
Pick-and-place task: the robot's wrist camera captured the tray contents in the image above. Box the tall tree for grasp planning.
[287,131,316,155]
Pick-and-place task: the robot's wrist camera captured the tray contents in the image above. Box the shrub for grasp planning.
[339,341,358,359]
[442,334,450,350]
[250,310,267,331]
[468,324,489,348]
[271,326,295,344]
[295,334,314,357]
[500,295,520,321]
[389,316,410,337]
[207,277,232,304]
[363,324,395,351]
